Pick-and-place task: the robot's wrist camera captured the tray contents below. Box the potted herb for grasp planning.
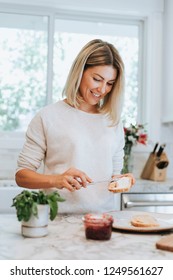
[12,190,65,237]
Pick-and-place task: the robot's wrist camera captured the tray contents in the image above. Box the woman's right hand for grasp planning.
[15,168,92,191]
[53,167,93,192]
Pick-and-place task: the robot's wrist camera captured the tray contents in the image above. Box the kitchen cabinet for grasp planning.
[1,212,173,260]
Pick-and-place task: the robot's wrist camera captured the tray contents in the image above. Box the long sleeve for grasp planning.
[16,113,46,172]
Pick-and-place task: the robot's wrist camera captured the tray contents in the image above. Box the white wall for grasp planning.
[160,0,173,178]
[162,0,173,123]
[0,0,164,14]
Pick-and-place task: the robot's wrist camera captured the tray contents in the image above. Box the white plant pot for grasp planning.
[21,204,49,238]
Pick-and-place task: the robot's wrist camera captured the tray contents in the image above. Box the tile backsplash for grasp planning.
[0,150,19,179]
[0,135,25,179]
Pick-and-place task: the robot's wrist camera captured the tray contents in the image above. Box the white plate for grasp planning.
[111,211,173,233]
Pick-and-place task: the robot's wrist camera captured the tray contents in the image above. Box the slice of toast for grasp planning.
[108,177,131,193]
[130,214,159,227]
[156,234,173,252]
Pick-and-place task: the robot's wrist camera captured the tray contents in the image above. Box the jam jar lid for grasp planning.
[82,213,113,224]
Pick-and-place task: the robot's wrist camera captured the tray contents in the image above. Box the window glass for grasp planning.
[0,13,48,131]
[0,14,140,131]
[53,18,139,125]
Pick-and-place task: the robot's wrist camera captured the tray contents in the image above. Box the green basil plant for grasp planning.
[12,190,65,222]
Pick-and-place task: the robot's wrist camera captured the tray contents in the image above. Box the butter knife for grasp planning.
[88,178,119,185]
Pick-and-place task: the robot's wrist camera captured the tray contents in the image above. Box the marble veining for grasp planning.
[1,212,173,260]
[129,178,173,193]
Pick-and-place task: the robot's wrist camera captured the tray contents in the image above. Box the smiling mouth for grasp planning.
[91,91,100,98]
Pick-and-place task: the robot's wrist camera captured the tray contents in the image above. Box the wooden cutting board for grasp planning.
[156,234,173,252]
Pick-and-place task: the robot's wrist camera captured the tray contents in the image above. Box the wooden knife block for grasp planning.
[140,152,169,181]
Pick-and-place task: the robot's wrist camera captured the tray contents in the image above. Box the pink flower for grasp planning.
[124,124,148,146]
[138,134,147,145]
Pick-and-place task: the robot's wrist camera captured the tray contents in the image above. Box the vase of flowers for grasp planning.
[122,124,148,174]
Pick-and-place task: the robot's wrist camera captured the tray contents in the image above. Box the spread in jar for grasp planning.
[82,213,113,240]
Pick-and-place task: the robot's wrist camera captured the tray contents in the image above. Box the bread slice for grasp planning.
[108,177,131,193]
[131,214,159,228]
[156,234,173,252]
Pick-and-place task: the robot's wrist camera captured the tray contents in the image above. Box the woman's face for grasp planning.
[78,65,117,112]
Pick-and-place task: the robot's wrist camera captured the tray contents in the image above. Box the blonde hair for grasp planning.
[63,39,125,125]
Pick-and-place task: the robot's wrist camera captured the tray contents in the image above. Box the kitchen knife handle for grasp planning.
[156,144,166,157]
[152,142,159,154]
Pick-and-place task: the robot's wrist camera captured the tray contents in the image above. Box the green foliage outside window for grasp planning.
[0,25,139,131]
[0,30,47,131]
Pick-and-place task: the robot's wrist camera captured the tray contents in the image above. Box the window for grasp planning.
[0,13,48,131]
[0,12,141,132]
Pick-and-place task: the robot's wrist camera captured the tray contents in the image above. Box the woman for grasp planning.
[15,39,135,213]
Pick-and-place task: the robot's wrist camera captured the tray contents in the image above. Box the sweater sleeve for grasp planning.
[112,120,125,175]
[16,113,47,173]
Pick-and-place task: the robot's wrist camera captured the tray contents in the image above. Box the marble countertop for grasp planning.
[130,178,173,193]
[1,211,173,260]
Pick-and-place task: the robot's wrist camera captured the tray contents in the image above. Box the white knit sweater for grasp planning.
[17,100,125,213]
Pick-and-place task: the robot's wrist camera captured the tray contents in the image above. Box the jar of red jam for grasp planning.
[83,213,113,240]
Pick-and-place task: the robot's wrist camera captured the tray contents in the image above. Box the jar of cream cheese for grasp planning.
[83,213,113,240]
